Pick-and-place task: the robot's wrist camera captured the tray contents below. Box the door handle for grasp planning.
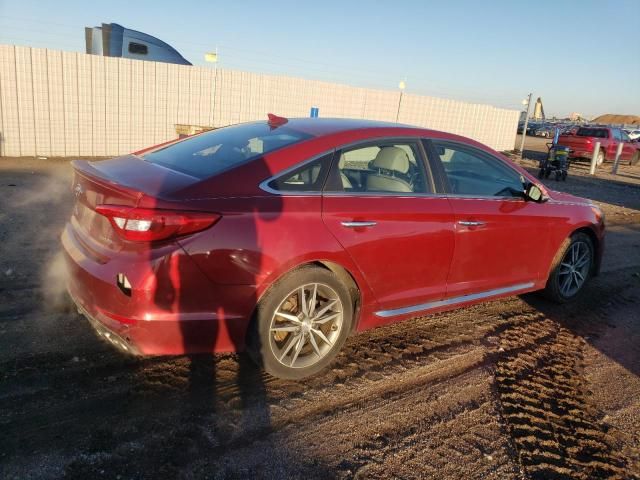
[341,221,377,228]
[458,220,485,227]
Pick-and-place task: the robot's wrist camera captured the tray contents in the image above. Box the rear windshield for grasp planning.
[576,127,609,139]
[143,122,312,178]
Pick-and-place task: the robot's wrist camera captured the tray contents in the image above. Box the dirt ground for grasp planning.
[1,140,639,479]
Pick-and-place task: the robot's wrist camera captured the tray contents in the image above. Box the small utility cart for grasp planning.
[539,143,571,181]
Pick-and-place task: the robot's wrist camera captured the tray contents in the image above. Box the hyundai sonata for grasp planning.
[62,116,604,379]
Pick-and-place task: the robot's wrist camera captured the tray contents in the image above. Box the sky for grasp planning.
[0,0,638,118]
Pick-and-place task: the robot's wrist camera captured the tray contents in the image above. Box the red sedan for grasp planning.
[62,116,604,379]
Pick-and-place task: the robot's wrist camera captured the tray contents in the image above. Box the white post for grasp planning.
[519,93,532,158]
[590,141,601,175]
[395,90,403,123]
[611,142,624,174]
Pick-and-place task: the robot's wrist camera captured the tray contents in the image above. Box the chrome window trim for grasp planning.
[322,192,448,199]
[442,194,526,202]
[374,282,535,318]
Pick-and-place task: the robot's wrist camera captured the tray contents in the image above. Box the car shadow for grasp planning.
[517,219,640,380]
[0,156,338,478]
[137,150,317,477]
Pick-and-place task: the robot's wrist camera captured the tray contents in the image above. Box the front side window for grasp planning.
[144,122,312,178]
[433,141,524,198]
[325,141,429,194]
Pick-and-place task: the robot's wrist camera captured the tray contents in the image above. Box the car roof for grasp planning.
[277,117,415,136]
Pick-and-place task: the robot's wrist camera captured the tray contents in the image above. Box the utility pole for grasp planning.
[519,93,532,158]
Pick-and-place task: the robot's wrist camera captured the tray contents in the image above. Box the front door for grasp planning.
[321,139,455,317]
[428,140,550,297]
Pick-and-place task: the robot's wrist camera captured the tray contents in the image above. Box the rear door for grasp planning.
[321,138,455,317]
[425,140,550,297]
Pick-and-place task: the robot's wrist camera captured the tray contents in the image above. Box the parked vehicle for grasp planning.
[526,122,541,135]
[62,117,605,379]
[558,126,640,165]
[623,128,640,141]
[561,125,580,135]
[534,124,557,138]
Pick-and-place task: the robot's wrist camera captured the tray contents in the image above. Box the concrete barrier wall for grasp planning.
[0,44,519,157]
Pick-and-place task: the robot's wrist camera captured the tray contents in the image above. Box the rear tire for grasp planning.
[631,152,640,166]
[544,232,594,303]
[246,266,353,380]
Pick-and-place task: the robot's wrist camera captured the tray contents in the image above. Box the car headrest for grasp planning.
[371,147,410,174]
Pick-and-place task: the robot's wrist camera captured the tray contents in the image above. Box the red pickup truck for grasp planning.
[558,126,640,166]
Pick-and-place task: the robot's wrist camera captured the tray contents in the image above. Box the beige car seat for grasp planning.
[338,154,353,189]
[366,147,413,192]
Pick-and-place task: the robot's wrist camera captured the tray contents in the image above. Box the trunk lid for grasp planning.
[70,156,201,252]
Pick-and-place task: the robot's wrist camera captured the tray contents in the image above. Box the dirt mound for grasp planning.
[591,114,640,125]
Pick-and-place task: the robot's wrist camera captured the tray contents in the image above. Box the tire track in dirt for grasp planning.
[3,270,638,478]
[0,304,536,467]
[494,315,631,479]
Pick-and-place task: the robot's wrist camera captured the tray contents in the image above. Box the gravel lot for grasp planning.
[1,141,639,479]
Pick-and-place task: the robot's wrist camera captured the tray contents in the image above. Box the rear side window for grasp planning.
[144,122,312,178]
[325,141,430,194]
[576,127,609,138]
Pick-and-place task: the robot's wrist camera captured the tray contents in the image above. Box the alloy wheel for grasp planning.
[268,283,344,369]
[557,241,591,297]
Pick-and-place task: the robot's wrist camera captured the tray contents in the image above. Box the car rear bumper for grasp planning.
[62,224,256,355]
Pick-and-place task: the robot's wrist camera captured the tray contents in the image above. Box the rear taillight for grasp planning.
[95,205,220,242]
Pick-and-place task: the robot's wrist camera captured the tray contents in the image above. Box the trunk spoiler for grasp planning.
[71,160,145,205]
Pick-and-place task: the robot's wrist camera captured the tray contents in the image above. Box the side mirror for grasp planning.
[524,182,547,203]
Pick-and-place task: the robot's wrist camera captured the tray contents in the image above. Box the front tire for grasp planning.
[596,149,605,166]
[247,266,353,380]
[631,152,639,166]
[544,232,594,303]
